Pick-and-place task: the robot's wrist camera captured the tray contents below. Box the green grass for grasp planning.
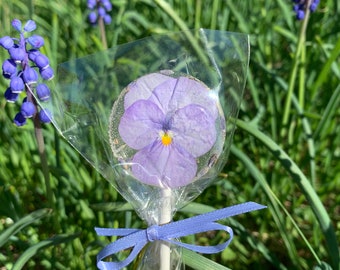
[0,1,339,269]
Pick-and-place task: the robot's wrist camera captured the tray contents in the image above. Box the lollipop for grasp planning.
[36,29,266,269]
[111,73,222,189]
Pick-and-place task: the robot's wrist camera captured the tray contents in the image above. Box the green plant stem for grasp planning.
[154,0,208,65]
[210,0,219,29]
[299,42,306,109]
[98,17,108,50]
[28,0,34,18]
[194,0,202,30]
[282,3,311,128]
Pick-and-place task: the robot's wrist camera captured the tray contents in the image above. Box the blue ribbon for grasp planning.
[95,202,266,270]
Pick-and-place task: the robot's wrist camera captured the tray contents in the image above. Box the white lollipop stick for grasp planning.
[159,188,172,270]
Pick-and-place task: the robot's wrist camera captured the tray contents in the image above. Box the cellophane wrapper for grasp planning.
[36,29,249,269]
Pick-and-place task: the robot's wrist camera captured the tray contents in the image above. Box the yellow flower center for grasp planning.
[160,131,173,146]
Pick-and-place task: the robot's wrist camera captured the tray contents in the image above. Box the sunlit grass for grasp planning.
[0,1,339,269]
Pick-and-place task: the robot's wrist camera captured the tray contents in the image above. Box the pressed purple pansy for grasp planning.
[113,73,224,188]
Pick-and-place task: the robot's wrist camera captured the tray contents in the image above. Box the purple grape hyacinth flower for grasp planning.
[292,0,320,20]
[118,75,218,188]
[14,112,27,126]
[39,108,52,123]
[87,0,113,25]
[0,19,54,126]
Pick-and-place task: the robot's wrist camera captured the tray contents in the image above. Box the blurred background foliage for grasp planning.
[0,0,339,269]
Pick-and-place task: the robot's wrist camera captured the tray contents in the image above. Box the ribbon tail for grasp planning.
[191,202,267,224]
[167,223,234,254]
[158,201,266,237]
[96,230,147,270]
[95,227,141,237]
[97,241,146,270]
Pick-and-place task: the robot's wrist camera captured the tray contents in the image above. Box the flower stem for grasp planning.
[98,17,108,50]
[299,42,306,110]
[194,0,202,30]
[282,1,311,130]
[27,86,60,232]
[154,0,209,65]
[33,115,53,205]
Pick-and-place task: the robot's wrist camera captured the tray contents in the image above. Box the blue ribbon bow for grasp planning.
[95,202,266,270]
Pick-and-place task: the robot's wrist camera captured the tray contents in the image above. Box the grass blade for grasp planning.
[314,84,340,141]
[12,233,80,270]
[311,36,340,96]
[182,248,232,270]
[235,119,340,269]
[0,208,52,248]
[231,145,319,268]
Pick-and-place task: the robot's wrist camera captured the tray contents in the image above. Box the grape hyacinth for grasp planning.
[87,0,112,25]
[292,0,320,20]
[0,19,53,126]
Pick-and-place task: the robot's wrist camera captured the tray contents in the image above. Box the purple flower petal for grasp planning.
[0,36,14,49]
[8,46,26,62]
[98,7,106,17]
[27,35,45,49]
[103,14,112,25]
[36,83,51,101]
[297,10,305,20]
[21,101,36,118]
[12,19,22,32]
[10,76,25,93]
[4,87,19,102]
[123,72,173,109]
[40,66,54,80]
[14,112,27,126]
[102,0,112,11]
[28,49,41,62]
[24,20,37,32]
[2,59,17,78]
[39,108,52,123]
[89,11,98,24]
[34,54,49,69]
[119,100,164,150]
[171,104,216,157]
[87,0,96,9]
[23,67,38,84]
[131,140,197,188]
[118,74,222,188]
[149,76,218,119]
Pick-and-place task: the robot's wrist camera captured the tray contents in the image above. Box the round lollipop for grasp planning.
[35,29,265,270]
